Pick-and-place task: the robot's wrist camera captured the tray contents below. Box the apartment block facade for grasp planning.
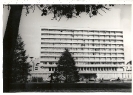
[30,28,132,81]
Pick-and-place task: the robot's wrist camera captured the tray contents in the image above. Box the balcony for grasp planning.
[40,59,58,61]
[40,54,61,57]
[39,64,57,67]
[41,41,84,44]
[42,36,72,39]
[79,71,125,74]
[76,64,125,67]
[41,31,73,35]
[116,37,123,40]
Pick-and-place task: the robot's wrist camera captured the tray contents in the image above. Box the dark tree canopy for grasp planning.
[21,4,114,20]
[53,48,79,83]
[11,34,30,83]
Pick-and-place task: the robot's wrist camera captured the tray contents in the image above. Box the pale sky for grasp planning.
[3,5,132,63]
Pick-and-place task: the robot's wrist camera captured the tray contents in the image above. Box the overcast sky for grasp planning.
[3,5,131,63]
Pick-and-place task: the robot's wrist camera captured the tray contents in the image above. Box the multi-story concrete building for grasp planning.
[30,28,132,81]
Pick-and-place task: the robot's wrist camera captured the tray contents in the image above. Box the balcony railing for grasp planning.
[78,71,125,74]
[76,64,125,67]
[40,59,125,63]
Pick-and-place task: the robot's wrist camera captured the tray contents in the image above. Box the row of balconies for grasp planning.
[41,49,124,52]
[41,47,124,49]
[41,50,124,56]
[37,66,124,72]
[40,55,124,58]
[41,46,124,49]
[41,41,123,44]
[41,41,123,43]
[41,33,122,36]
[40,57,124,60]
[41,45,124,48]
[44,34,122,38]
[41,54,124,58]
[41,42,123,46]
[40,59,124,62]
[40,50,124,53]
[37,61,124,63]
[42,47,124,52]
[41,38,123,41]
[42,38,123,42]
[41,42,123,45]
[41,34,122,37]
[41,51,124,54]
[41,44,124,48]
[41,29,122,33]
[41,47,124,50]
[41,38,123,42]
[41,36,123,40]
[31,71,131,74]
[38,64,125,67]
[41,31,122,35]
[47,67,119,72]
[40,51,124,54]
[41,34,123,38]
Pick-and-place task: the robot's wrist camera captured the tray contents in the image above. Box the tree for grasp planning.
[53,48,79,83]
[11,34,30,83]
[3,4,113,92]
[3,5,23,92]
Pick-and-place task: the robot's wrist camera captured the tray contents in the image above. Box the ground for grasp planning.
[10,88,131,92]
[9,82,132,92]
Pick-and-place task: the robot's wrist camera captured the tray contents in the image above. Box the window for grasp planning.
[94,35,99,38]
[36,63,39,66]
[89,31,94,34]
[52,68,54,71]
[106,31,110,34]
[100,35,104,38]
[116,31,122,35]
[100,39,105,42]
[105,35,110,38]
[101,31,105,34]
[49,62,52,65]
[107,40,111,43]
[35,67,38,70]
[81,44,85,46]
[107,44,110,47]
[95,57,100,60]
[95,48,100,51]
[89,39,93,42]
[106,57,111,60]
[49,67,51,71]
[89,35,93,38]
[81,68,83,71]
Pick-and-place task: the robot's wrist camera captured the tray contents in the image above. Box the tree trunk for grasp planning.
[66,74,67,83]
[3,5,23,92]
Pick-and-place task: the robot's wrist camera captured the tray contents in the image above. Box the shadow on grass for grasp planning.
[9,83,132,92]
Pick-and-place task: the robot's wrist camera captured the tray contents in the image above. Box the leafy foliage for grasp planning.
[20,4,114,21]
[11,34,30,83]
[53,48,79,83]
[31,77,43,82]
[39,4,113,20]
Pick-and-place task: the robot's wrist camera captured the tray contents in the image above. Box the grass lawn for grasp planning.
[9,82,132,92]
[10,88,131,92]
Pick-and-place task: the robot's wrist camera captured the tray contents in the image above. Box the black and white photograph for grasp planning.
[2,0,132,93]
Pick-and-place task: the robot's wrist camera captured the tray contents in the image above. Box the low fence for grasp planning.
[10,83,131,91]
